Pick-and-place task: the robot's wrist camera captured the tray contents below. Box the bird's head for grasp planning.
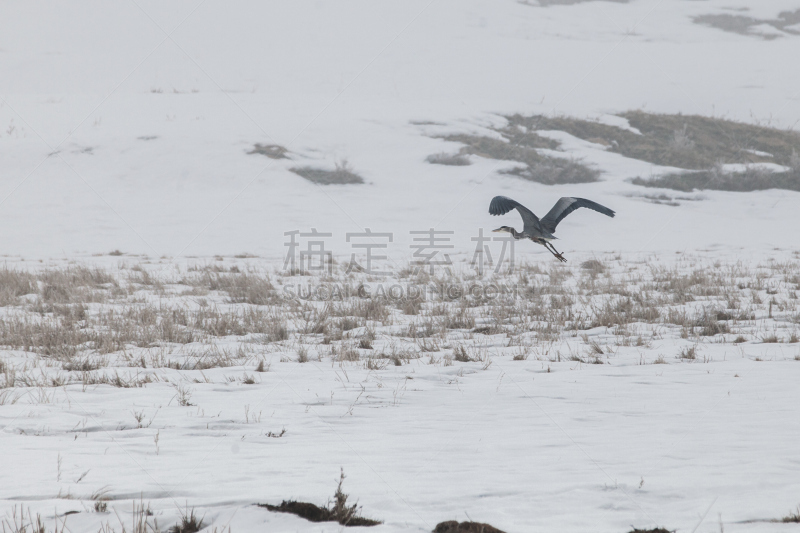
[492,226,513,234]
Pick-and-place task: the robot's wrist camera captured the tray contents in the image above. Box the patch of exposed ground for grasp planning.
[259,470,380,527]
[290,161,364,185]
[429,111,800,190]
[248,143,289,159]
[505,111,800,192]
[523,0,629,5]
[508,112,800,170]
[426,152,472,166]
[694,9,800,40]
[777,505,800,523]
[434,520,506,532]
[434,129,599,185]
[632,162,800,193]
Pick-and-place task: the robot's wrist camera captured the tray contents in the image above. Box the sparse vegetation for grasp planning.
[440,111,800,192]
[0,256,795,381]
[779,505,800,523]
[426,152,471,166]
[694,9,800,40]
[290,160,364,185]
[169,507,203,533]
[259,469,380,526]
[248,143,289,159]
[438,131,599,185]
[1,505,62,533]
[632,164,800,193]
[434,520,506,533]
[1,254,798,531]
[505,112,800,172]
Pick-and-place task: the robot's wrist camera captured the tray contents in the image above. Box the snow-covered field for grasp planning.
[2,1,800,532]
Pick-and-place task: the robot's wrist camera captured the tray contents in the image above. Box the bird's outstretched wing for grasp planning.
[489,196,542,234]
[540,197,615,234]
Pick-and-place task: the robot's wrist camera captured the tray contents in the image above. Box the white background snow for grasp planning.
[1,1,800,532]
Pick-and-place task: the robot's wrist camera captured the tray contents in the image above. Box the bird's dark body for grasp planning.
[488,195,615,262]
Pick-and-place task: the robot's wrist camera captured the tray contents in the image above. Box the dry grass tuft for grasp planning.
[170,507,203,533]
[679,346,697,360]
[426,152,471,166]
[433,520,506,533]
[495,111,800,192]
[248,143,289,159]
[779,505,800,523]
[580,259,606,275]
[259,469,380,527]
[0,268,37,306]
[290,161,364,185]
[632,164,800,193]
[0,255,797,381]
[694,9,800,40]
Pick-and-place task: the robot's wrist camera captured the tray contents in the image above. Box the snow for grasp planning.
[719,162,792,174]
[744,149,775,158]
[1,1,800,532]
[1,0,800,260]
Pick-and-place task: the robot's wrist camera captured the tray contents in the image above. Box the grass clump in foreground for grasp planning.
[778,505,800,523]
[290,161,364,185]
[434,520,506,532]
[259,469,380,527]
[170,507,204,533]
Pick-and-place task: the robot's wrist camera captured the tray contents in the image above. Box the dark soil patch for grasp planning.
[248,144,289,159]
[433,520,506,533]
[259,469,380,527]
[505,111,800,192]
[632,166,800,193]
[170,509,203,533]
[621,111,800,170]
[259,501,380,527]
[539,0,629,4]
[506,112,800,170]
[439,132,599,185]
[693,9,800,40]
[426,152,472,166]
[290,164,364,185]
[778,505,800,522]
[437,110,800,191]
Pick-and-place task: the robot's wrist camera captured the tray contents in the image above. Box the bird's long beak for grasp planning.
[492,228,504,233]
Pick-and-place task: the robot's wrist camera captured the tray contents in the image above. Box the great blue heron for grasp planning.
[489,196,615,262]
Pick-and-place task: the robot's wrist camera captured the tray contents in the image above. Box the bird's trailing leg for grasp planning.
[544,242,567,263]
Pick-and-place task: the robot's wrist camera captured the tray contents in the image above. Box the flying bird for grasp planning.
[489,196,615,262]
